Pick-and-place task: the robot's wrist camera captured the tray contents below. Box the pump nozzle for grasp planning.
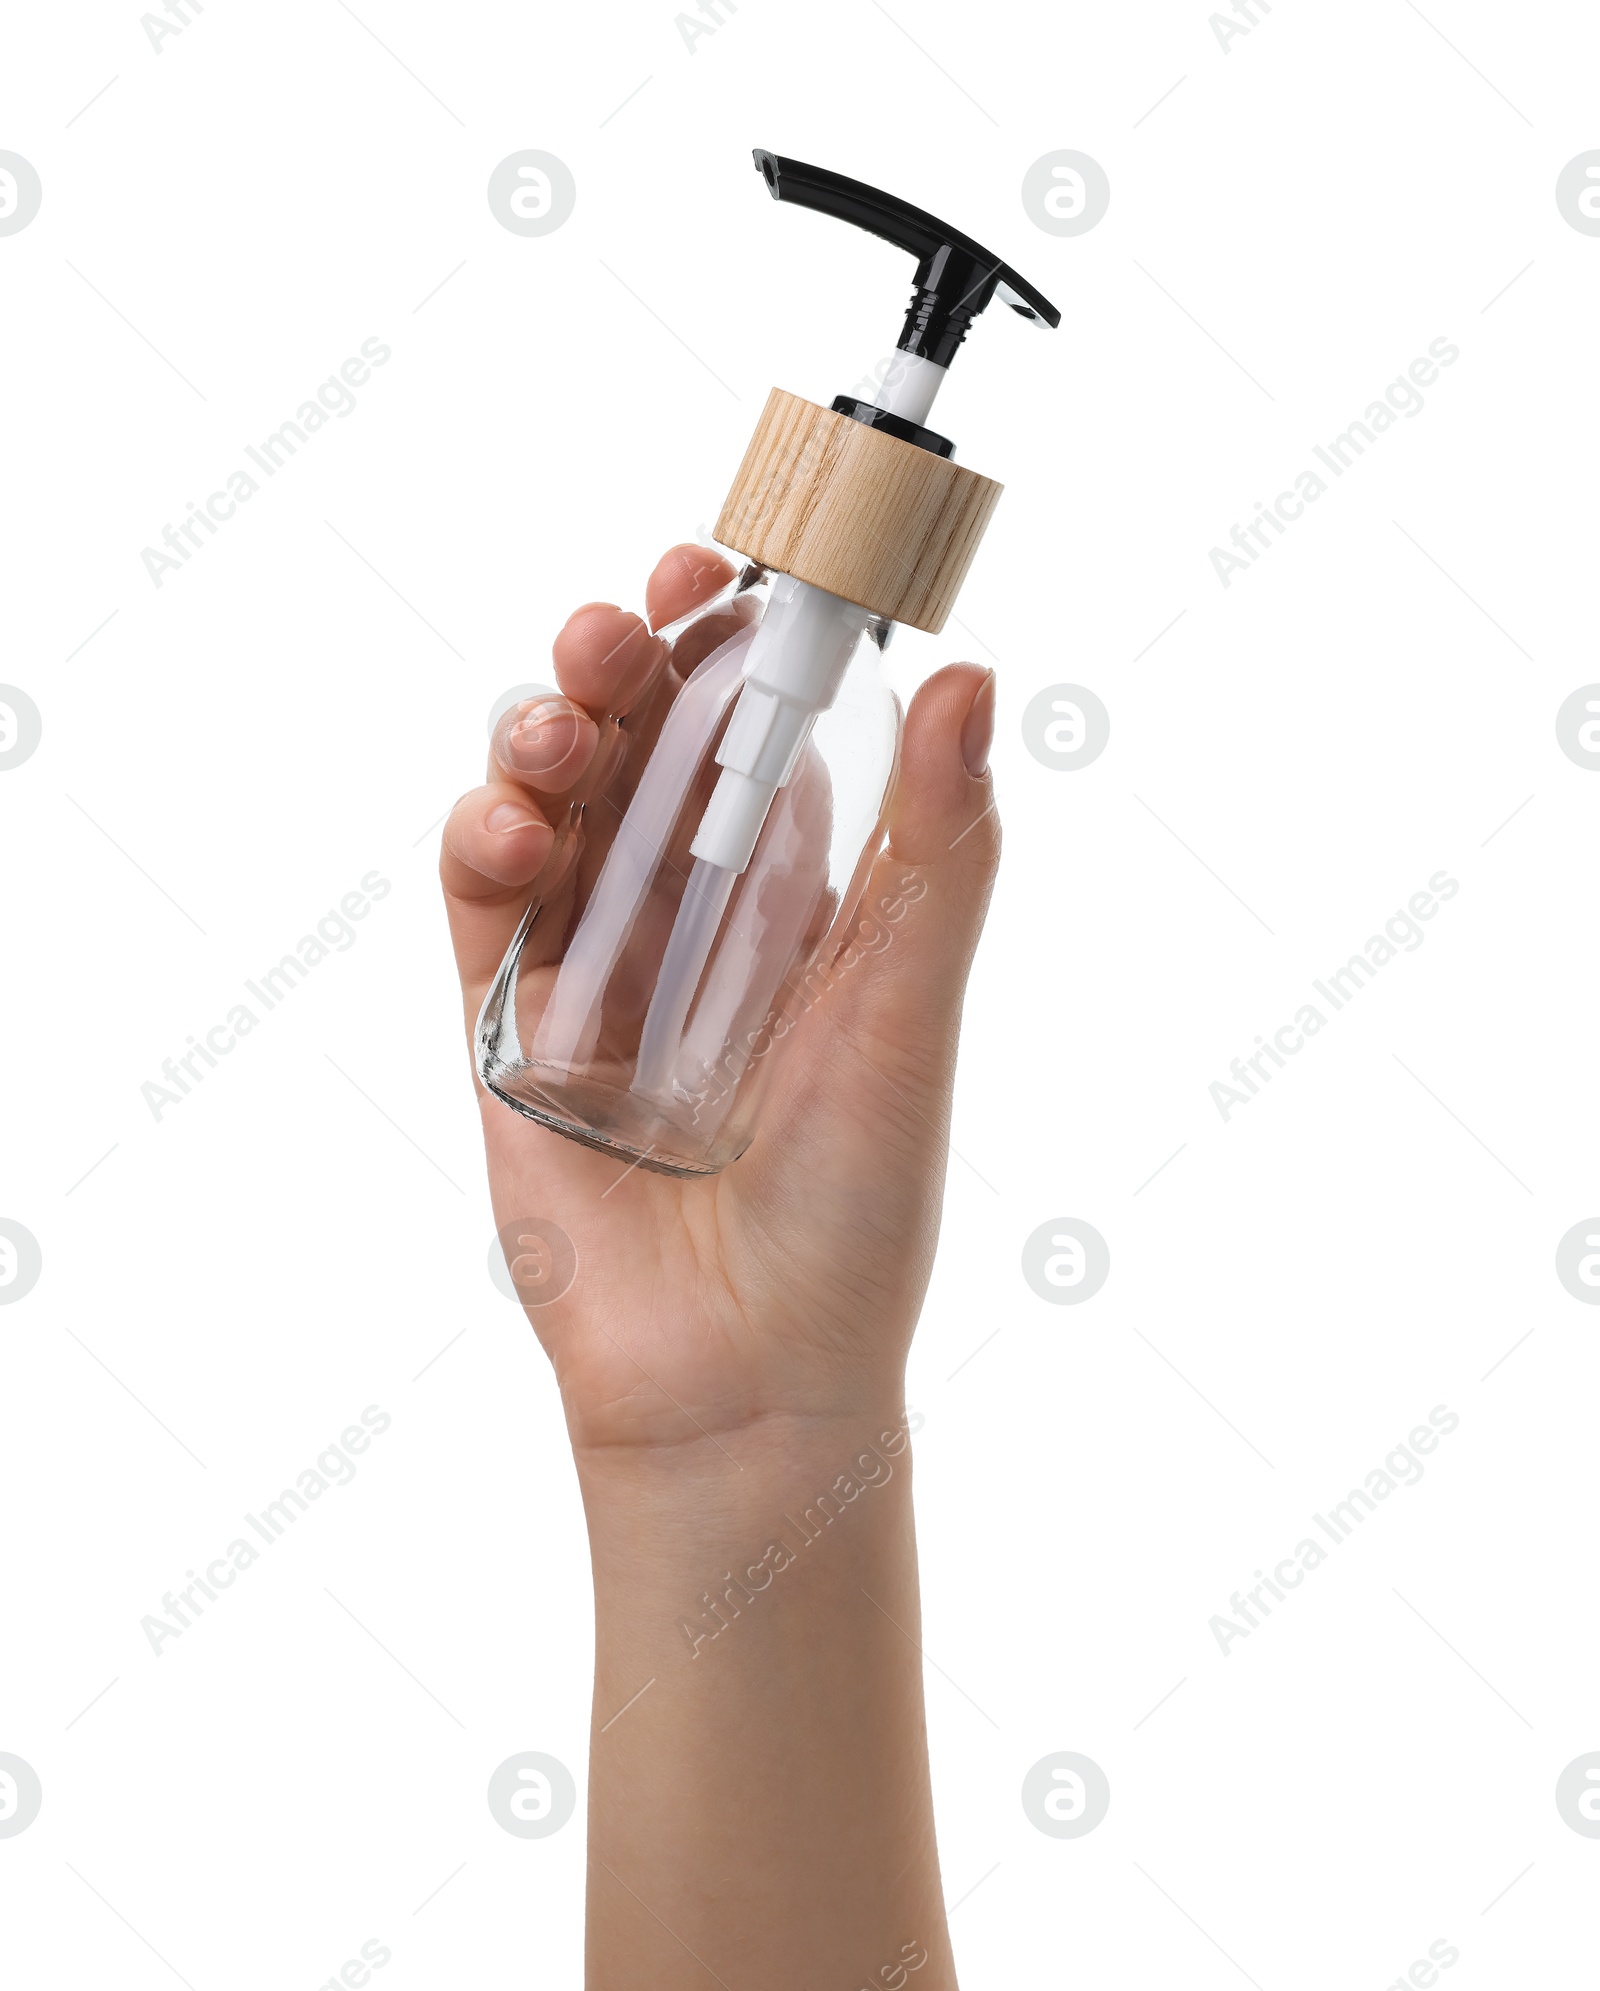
[752,149,1060,370]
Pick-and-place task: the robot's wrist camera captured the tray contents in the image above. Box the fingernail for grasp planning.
[961,670,997,778]
[508,702,584,774]
[486,801,542,834]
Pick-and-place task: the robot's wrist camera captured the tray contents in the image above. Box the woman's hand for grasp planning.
[440,544,1000,1464]
[440,544,998,1990]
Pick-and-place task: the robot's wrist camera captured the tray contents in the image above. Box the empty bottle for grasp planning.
[477,149,1060,1174]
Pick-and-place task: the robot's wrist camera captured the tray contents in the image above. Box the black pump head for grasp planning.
[752,149,1060,370]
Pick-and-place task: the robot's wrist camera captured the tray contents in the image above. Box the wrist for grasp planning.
[571,1402,920,1529]
[575,1399,955,1990]
[573,1405,923,1660]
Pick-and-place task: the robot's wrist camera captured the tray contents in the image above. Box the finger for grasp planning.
[755,665,998,1138]
[547,545,736,719]
[553,604,669,717]
[439,547,740,1016]
[854,663,999,1051]
[491,694,602,798]
[619,545,743,766]
[439,782,567,998]
[885,663,998,890]
[729,664,997,1256]
[442,782,558,893]
[646,543,737,632]
[554,548,741,899]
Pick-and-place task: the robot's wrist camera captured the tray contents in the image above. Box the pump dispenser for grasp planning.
[477,149,1059,1174]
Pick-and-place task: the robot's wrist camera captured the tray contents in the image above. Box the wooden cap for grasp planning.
[715,388,1002,634]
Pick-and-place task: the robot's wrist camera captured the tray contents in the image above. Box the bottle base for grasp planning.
[479,1059,738,1179]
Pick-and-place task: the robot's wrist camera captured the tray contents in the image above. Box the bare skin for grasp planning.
[441,544,999,1989]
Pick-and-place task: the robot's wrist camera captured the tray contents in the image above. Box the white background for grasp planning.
[3,0,1598,1984]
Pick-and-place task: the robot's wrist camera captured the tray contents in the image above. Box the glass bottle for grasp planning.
[476,148,1059,1174]
[476,562,900,1174]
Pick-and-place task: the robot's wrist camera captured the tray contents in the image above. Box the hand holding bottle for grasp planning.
[440,542,998,1460]
[441,542,996,1985]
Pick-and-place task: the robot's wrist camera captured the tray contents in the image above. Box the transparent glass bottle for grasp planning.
[476,563,901,1176]
[476,146,1059,1175]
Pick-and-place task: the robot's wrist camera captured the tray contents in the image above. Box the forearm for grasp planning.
[576,1412,955,1991]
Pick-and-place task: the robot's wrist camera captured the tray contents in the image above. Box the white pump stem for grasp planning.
[873,350,947,425]
[690,576,869,871]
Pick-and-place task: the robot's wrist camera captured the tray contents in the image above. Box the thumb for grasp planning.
[729,663,997,1235]
[829,661,1000,1079]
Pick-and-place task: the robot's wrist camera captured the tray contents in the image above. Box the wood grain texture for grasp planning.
[715,388,1002,633]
